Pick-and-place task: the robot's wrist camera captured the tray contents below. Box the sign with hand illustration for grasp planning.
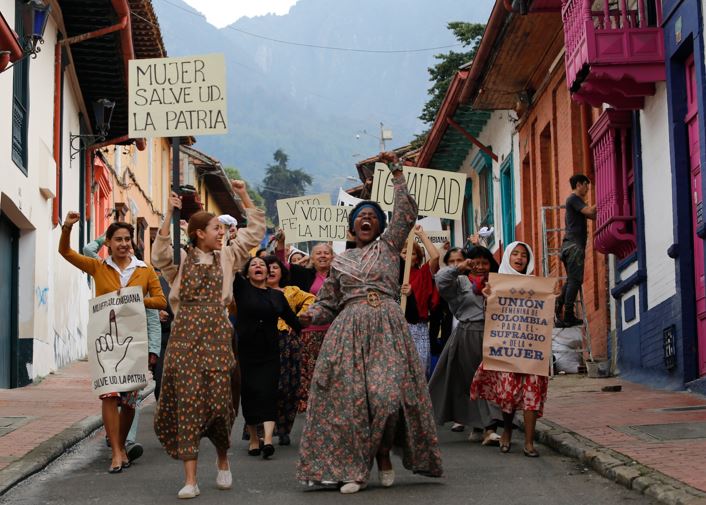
[87,287,149,396]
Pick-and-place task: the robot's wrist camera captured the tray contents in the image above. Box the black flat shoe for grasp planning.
[262,444,275,459]
[247,447,261,456]
[108,466,122,474]
[278,434,290,446]
[126,442,143,463]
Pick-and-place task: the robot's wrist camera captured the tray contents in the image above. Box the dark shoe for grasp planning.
[262,444,275,459]
[108,465,123,474]
[500,442,512,454]
[278,434,290,446]
[450,423,465,432]
[126,442,143,463]
[523,448,540,458]
[121,461,131,469]
[105,436,111,448]
[248,439,264,456]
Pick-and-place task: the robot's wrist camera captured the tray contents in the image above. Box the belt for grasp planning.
[346,290,393,308]
[181,301,224,307]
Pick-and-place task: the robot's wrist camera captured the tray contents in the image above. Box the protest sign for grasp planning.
[414,230,450,255]
[482,273,556,377]
[87,287,149,396]
[277,193,332,241]
[337,187,364,207]
[286,205,350,243]
[370,163,466,220]
[129,53,228,138]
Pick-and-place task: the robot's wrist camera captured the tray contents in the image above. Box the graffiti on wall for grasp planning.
[53,327,85,369]
[35,287,49,309]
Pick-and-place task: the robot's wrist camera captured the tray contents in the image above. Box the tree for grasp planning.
[223,166,265,209]
[259,149,313,224]
[413,22,486,147]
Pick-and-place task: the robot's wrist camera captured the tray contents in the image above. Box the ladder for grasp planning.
[540,205,594,366]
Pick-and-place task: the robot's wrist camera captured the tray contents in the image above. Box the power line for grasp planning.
[157,0,463,54]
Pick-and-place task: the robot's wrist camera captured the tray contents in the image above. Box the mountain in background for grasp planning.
[153,0,494,194]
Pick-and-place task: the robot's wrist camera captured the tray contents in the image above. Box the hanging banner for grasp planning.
[87,287,149,396]
[277,193,332,241]
[370,163,466,220]
[285,205,350,243]
[129,53,228,138]
[482,273,556,377]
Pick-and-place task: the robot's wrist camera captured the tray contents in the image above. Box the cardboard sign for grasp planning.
[129,53,228,138]
[482,273,556,377]
[277,193,332,241]
[337,187,364,207]
[286,205,350,242]
[87,287,149,396]
[370,163,466,220]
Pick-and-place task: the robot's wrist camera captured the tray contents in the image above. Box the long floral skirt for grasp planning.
[428,321,502,429]
[277,329,301,436]
[296,328,327,412]
[296,300,443,484]
[408,322,430,378]
[470,363,549,417]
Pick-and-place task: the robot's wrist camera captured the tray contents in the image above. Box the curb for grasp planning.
[536,419,706,505]
[0,383,155,497]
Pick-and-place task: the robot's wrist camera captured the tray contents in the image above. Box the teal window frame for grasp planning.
[12,0,30,174]
[462,178,474,240]
[500,153,515,244]
[471,150,494,247]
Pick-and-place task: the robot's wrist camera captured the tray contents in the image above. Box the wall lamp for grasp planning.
[70,98,116,159]
[0,0,51,72]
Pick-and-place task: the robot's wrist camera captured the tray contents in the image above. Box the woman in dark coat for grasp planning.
[235,256,302,459]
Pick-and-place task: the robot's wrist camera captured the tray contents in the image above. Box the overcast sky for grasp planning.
[181,0,299,28]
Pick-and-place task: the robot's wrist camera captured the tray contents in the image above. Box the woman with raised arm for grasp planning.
[151,181,265,499]
[296,152,443,494]
[400,225,441,376]
[59,214,166,474]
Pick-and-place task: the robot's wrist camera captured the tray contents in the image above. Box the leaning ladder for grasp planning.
[540,205,594,364]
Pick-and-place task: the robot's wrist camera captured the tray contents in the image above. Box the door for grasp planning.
[0,216,19,388]
[685,54,706,376]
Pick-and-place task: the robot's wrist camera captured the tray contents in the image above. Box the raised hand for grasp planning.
[231,179,247,196]
[64,211,80,227]
[379,151,399,164]
[168,192,182,213]
[401,283,412,297]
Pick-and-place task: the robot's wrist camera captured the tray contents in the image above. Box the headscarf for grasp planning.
[217,214,238,227]
[499,241,535,276]
[287,247,308,264]
[348,201,387,235]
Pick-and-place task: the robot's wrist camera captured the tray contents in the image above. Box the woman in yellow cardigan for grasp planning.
[59,211,166,473]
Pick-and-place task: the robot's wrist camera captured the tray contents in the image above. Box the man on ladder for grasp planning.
[556,174,596,327]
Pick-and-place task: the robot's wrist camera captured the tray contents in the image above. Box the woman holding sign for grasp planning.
[470,241,551,458]
[152,181,265,498]
[296,152,442,494]
[59,214,166,474]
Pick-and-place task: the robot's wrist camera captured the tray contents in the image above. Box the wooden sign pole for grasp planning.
[171,136,181,265]
[400,230,415,313]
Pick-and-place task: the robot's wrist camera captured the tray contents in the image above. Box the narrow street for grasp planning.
[1,403,654,505]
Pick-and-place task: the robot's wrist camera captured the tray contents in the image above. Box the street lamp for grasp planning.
[70,98,116,159]
[21,0,51,57]
[356,123,393,151]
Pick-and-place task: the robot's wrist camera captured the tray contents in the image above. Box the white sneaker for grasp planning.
[216,463,232,490]
[178,484,200,499]
[481,432,502,446]
[340,481,367,494]
[378,470,395,487]
[468,430,485,442]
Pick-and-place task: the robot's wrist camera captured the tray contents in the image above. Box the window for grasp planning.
[500,153,516,244]
[11,0,29,173]
[462,179,474,240]
[471,151,494,246]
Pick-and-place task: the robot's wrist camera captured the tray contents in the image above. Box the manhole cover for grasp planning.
[629,422,706,441]
[0,416,31,437]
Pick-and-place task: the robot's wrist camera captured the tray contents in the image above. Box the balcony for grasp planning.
[590,109,637,259]
[562,0,665,109]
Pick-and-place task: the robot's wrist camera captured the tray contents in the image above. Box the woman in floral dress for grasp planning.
[152,183,265,498]
[470,241,552,458]
[297,153,443,494]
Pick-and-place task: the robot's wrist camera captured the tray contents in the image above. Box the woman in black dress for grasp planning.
[235,256,301,459]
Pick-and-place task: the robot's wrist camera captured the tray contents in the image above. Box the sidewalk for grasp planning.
[2,363,706,504]
[539,374,706,505]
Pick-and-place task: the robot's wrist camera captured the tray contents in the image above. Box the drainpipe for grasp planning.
[52,41,62,226]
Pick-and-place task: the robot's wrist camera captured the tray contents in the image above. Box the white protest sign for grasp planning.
[370,163,466,220]
[415,230,450,254]
[87,287,149,397]
[337,187,364,207]
[288,205,350,243]
[277,193,332,242]
[129,53,228,138]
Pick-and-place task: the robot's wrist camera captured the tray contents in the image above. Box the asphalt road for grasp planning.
[1,403,656,505]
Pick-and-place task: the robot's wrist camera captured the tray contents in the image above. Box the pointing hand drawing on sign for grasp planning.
[94,310,134,373]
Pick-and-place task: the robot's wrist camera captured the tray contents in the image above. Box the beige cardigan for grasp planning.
[151,207,266,316]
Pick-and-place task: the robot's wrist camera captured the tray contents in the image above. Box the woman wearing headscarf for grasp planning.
[470,241,551,458]
[399,225,440,377]
[429,245,503,444]
[296,152,442,494]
